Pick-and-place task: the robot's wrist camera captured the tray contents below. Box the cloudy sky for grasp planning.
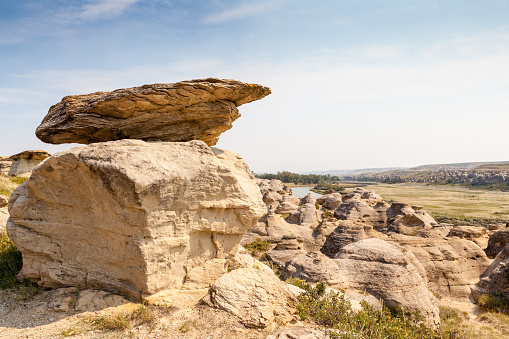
[1,0,508,173]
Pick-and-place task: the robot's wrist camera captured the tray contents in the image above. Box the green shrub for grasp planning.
[0,232,23,288]
[323,211,334,218]
[291,283,452,339]
[10,176,28,185]
[479,293,509,312]
[244,238,271,255]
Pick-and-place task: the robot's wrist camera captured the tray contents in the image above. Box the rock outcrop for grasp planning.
[0,156,13,176]
[334,188,389,230]
[267,239,440,328]
[386,203,438,235]
[335,239,440,328]
[2,150,50,177]
[35,79,270,146]
[473,244,509,301]
[389,233,492,299]
[7,139,265,300]
[447,226,489,249]
[320,221,386,258]
[204,267,295,328]
[485,229,509,258]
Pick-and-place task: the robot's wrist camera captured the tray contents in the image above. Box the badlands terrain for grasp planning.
[1,78,509,338]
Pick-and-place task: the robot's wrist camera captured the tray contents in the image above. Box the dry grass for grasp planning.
[349,183,509,219]
[0,175,27,196]
[87,304,156,332]
[440,305,509,338]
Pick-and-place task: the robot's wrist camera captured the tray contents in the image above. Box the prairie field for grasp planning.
[346,183,509,220]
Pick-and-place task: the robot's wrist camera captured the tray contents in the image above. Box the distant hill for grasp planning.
[333,161,509,191]
[412,161,509,171]
[305,167,407,176]
[306,161,509,177]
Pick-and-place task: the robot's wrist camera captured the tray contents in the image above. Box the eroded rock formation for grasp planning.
[7,139,265,300]
[36,78,270,146]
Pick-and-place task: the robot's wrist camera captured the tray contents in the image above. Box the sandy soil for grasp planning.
[0,288,277,339]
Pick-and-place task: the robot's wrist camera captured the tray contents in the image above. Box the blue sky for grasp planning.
[1,0,508,173]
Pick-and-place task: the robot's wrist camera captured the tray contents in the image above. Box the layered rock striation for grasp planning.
[36,78,270,146]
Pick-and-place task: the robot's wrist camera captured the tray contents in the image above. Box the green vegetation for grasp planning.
[255,171,340,185]
[478,293,509,313]
[289,281,448,339]
[243,238,271,255]
[0,175,27,196]
[0,232,22,288]
[312,183,345,194]
[433,214,507,228]
[349,183,509,220]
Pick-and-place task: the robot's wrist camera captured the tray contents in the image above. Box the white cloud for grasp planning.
[202,1,284,24]
[78,0,140,20]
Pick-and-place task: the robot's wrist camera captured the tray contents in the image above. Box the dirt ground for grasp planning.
[0,288,278,339]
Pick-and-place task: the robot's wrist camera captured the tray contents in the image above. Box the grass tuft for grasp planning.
[0,232,23,289]
[88,304,156,332]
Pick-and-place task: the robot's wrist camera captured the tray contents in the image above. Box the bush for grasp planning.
[243,238,271,255]
[0,232,23,288]
[478,293,509,313]
[291,282,452,339]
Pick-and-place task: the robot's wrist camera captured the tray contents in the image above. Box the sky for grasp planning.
[0,0,508,173]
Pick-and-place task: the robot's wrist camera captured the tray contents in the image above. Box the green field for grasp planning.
[347,183,509,220]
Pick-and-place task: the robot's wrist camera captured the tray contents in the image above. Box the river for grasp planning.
[291,186,323,198]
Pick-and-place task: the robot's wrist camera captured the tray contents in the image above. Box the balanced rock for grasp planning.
[7,139,265,300]
[35,78,270,146]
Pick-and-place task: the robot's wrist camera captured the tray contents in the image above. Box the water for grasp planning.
[292,186,323,198]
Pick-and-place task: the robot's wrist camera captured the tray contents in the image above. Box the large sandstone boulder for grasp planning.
[485,229,509,258]
[267,239,440,328]
[7,150,51,177]
[334,192,389,231]
[320,221,386,258]
[386,203,438,235]
[448,226,489,249]
[266,250,342,284]
[335,239,439,328]
[35,78,270,146]
[389,233,492,299]
[204,267,295,328]
[7,139,265,300]
[286,202,319,227]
